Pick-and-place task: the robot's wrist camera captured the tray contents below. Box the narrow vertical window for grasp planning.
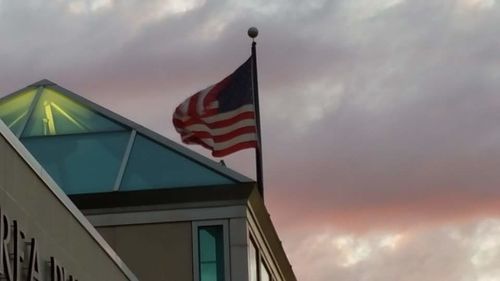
[260,260,271,281]
[249,238,258,281]
[198,225,225,281]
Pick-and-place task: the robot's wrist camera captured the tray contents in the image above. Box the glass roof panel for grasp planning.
[21,131,131,194]
[120,134,234,191]
[0,89,37,135]
[22,88,125,137]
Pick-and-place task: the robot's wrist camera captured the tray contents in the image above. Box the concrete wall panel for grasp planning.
[98,222,193,281]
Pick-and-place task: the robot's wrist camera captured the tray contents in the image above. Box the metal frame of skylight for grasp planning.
[16,86,43,137]
[114,130,137,191]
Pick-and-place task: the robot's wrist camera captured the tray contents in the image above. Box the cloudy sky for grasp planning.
[1,0,500,280]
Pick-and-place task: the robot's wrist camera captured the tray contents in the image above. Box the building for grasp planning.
[0,80,296,281]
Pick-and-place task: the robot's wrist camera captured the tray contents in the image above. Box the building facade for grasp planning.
[0,80,296,281]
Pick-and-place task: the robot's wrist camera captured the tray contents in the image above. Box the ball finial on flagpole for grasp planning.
[248,27,259,39]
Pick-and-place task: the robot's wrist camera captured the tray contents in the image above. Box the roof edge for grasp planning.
[248,189,298,281]
[70,183,256,211]
[30,79,57,87]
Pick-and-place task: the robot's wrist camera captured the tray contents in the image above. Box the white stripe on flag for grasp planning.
[180,119,256,136]
[187,132,257,151]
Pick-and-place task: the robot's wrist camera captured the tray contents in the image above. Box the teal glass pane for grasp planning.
[199,226,224,281]
[200,263,217,281]
[23,88,125,137]
[21,131,130,194]
[120,135,234,191]
[0,89,37,135]
[200,230,217,262]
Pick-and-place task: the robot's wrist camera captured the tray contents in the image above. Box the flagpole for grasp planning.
[248,27,264,198]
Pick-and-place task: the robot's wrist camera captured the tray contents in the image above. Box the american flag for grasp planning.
[172,57,258,157]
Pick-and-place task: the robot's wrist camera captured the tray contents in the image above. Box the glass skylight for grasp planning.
[0,81,240,195]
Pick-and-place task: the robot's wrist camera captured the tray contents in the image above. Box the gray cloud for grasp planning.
[259,0,500,229]
[288,219,500,281]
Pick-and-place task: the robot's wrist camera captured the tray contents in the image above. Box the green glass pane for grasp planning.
[199,226,224,281]
[23,88,124,137]
[120,135,234,191]
[0,89,37,135]
[21,131,130,194]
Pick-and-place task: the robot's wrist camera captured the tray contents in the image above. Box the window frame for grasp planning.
[248,236,259,281]
[248,230,278,281]
[192,220,230,281]
[260,257,272,281]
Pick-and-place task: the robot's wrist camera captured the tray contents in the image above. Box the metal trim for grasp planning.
[87,206,247,226]
[70,183,254,211]
[114,130,136,191]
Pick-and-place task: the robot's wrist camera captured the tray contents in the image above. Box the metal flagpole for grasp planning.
[248,27,264,198]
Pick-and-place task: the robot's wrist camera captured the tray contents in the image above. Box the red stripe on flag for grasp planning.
[212,141,258,157]
[187,92,199,116]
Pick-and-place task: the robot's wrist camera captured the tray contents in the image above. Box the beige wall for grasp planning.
[98,222,193,281]
[0,133,135,281]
